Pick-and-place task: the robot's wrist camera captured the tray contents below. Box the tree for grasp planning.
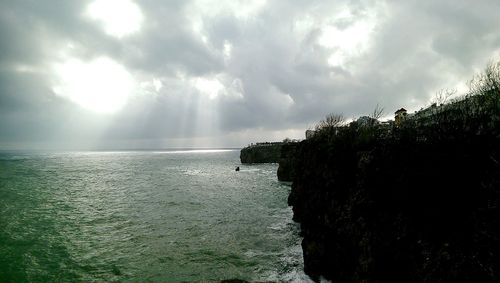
[315,113,345,131]
[468,61,500,95]
[432,88,456,106]
[370,104,384,120]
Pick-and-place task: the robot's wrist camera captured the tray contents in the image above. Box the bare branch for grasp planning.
[433,88,456,106]
[468,61,500,95]
[315,113,345,131]
[370,104,384,120]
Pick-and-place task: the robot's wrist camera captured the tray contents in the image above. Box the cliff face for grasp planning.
[240,142,299,180]
[288,93,500,282]
[240,143,282,163]
[277,143,299,182]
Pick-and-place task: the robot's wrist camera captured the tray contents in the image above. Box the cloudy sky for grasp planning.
[1,0,499,149]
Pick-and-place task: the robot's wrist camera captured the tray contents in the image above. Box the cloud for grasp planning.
[1,0,500,149]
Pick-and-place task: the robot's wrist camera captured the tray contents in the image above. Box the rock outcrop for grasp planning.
[277,142,299,182]
[288,90,500,282]
[240,142,283,163]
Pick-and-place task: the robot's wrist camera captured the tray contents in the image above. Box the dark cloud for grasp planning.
[0,0,499,149]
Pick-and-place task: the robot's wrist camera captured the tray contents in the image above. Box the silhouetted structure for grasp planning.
[394,108,407,126]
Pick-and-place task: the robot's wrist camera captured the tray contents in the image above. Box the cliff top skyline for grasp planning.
[1,0,499,150]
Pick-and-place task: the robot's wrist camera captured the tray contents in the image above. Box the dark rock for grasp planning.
[288,93,500,282]
[277,142,299,182]
[240,142,283,163]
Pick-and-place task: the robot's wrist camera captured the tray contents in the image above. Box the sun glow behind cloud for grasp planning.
[86,0,143,38]
[188,0,267,45]
[0,0,498,150]
[318,9,376,67]
[52,57,136,113]
[194,77,224,99]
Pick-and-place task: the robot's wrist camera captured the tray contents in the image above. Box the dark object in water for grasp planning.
[235,166,240,171]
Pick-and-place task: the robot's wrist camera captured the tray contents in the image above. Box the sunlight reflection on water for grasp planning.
[0,150,312,282]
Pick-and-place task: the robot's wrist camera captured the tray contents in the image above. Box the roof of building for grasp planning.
[395,108,407,114]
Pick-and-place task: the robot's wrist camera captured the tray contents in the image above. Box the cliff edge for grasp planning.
[240,142,283,163]
[288,90,500,282]
[277,142,299,182]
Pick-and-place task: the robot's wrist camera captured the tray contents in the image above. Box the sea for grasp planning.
[0,149,313,282]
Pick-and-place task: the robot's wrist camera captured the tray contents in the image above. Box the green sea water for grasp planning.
[0,150,311,282]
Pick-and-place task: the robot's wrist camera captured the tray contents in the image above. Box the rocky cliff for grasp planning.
[288,90,500,282]
[240,143,283,163]
[277,142,299,182]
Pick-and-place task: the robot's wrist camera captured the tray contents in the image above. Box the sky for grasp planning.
[0,0,499,149]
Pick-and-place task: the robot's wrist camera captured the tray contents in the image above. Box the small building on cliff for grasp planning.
[394,108,407,126]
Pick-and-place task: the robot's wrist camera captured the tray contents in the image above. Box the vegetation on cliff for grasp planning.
[288,62,500,282]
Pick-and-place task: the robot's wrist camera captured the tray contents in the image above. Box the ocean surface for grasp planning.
[0,149,312,282]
